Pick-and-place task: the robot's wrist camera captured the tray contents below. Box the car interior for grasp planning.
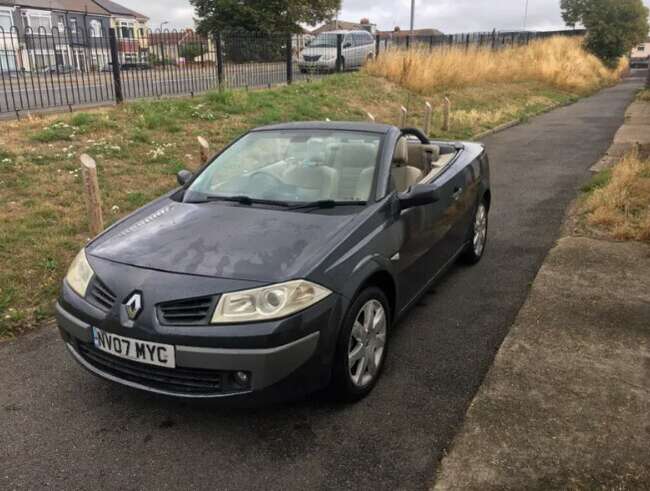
[205,132,457,203]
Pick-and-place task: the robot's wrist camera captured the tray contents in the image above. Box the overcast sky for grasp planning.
[121,0,650,33]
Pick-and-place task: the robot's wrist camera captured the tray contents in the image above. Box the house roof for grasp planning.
[0,0,108,15]
[377,28,444,38]
[58,0,109,15]
[91,0,147,20]
[311,20,375,35]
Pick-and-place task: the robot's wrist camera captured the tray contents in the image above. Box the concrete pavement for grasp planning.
[434,237,650,490]
[0,74,645,490]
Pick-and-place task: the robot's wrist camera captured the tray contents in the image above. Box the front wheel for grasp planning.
[331,287,390,402]
[460,199,488,264]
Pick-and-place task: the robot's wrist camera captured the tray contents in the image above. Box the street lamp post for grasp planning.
[523,0,529,31]
[410,0,415,33]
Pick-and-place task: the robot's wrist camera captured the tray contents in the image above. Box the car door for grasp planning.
[393,147,476,308]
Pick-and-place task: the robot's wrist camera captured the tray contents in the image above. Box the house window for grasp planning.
[119,20,135,39]
[639,46,645,52]
[57,14,65,32]
[89,20,102,38]
[24,11,52,32]
[69,18,77,34]
[0,9,13,31]
[0,50,16,71]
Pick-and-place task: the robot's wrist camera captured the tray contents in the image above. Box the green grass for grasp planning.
[582,168,613,193]
[0,72,609,338]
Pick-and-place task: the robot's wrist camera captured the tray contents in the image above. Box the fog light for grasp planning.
[234,371,250,387]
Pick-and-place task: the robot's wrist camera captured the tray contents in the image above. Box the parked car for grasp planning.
[299,30,375,72]
[57,122,491,404]
[40,64,78,75]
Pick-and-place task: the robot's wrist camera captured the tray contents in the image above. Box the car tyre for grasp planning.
[331,286,390,402]
[460,198,488,264]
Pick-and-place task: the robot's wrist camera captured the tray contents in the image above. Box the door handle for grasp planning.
[452,187,463,200]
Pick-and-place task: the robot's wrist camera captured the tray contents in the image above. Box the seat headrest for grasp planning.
[392,138,409,166]
[335,143,377,168]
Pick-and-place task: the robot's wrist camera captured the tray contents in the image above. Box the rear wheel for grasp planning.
[332,287,389,401]
[460,199,488,264]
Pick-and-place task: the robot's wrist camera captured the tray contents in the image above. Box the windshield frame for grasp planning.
[180,128,387,207]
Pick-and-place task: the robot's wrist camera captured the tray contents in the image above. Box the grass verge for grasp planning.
[0,60,625,338]
[577,151,650,243]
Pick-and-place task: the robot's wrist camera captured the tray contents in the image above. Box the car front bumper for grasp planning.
[56,275,345,403]
[298,59,336,71]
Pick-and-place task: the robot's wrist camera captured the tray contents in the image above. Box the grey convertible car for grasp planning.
[57,122,490,403]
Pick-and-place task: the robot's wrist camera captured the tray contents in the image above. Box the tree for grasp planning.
[190,0,341,34]
[179,42,206,61]
[560,0,649,66]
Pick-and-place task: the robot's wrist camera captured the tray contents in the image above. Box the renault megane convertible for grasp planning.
[57,122,491,403]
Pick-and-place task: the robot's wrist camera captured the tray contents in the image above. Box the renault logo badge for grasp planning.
[124,292,142,320]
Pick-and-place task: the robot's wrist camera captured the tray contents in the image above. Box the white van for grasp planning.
[299,30,376,72]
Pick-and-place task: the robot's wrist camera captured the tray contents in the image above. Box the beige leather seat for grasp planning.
[282,165,338,200]
[391,138,422,192]
[354,167,375,201]
[407,142,441,175]
[331,143,377,200]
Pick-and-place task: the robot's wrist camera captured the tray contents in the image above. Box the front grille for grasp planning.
[88,279,116,311]
[76,342,248,395]
[303,55,321,62]
[158,296,216,326]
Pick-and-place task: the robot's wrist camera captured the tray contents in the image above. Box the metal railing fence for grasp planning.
[0,27,585,116]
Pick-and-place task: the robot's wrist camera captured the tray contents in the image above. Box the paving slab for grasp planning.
[433,237,650,490]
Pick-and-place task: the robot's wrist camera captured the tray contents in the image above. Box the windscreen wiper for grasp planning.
[287,200,366,211]
[203,195,291,207]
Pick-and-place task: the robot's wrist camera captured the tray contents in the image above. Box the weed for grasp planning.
[582,169,612,193]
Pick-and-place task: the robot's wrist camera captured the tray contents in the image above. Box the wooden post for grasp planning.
[442,96,451,132]
[198,136,210,165]
[399,105,407,127]
[423,102,432,135]
[367,112,376,123]
[80,154,104,236]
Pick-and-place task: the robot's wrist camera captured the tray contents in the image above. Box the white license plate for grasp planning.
[92,327,176,368]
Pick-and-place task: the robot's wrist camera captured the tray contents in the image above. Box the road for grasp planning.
[0,74,644,490]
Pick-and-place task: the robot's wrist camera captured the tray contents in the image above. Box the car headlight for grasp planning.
[65,249,94,298]
[211,279,331,324]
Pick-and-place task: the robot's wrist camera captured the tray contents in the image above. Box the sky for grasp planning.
[121,0,650,33]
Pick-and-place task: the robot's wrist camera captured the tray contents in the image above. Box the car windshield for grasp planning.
[309,34,339,48]
[184,130,381,204]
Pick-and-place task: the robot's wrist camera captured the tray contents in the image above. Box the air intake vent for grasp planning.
[89,279,116,311]
[158,296,216,326]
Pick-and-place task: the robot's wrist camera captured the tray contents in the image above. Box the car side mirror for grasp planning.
[343,42,352,49]
[398,183,440,210]
[176,169,193,186]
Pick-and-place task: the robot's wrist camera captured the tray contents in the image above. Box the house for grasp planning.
[311,18,377,35]
[0,0,112,71]
[630,37,650,68]
[91,0,149,64]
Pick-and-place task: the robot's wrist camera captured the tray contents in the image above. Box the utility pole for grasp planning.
[410,0,415,33]
[523,0,529,30]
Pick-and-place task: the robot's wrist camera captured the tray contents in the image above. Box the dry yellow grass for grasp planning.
[580,151,650,243]
[366,36,628,95]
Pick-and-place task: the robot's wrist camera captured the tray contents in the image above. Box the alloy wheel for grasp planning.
[348,299,387,387]
[473,203,488,257]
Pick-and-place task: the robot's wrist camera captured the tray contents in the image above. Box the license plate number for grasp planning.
[92,327,176,368]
